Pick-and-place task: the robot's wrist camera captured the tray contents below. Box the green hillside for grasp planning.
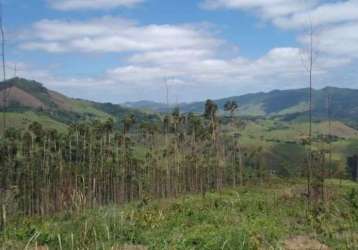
[1,77,357,168]
[188,87,358,121]
[125,87,358,124]
[0,78,159,131]
[4,78,357,130]
[2,77,357,169]
[0,111,67,132]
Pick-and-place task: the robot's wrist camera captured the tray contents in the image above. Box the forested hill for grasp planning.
[125,87,358,122]
[0,77,159,131]
[2,77,358,131]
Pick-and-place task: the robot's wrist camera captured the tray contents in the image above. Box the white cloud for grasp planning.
[201,0,317,19]
[128,49,213,65]
[314,22,358,57]
[21,42,67,53]
[16,5,358,102]
[201,0,358,30]
[48,0,144,11]
[20,17,220,53]
[7,61,59,84]
[15,42,354,102]
[274,1,358,29]
[107,66,179,83]
[201,0,358,74]
[103,46,339,89]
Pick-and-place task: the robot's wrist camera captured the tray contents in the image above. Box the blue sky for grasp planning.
[3,0,358,103]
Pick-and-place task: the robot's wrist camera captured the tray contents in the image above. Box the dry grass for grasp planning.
[283,236,330,250]
[112,245,148,250]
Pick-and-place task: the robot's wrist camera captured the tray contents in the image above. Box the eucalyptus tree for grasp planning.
[204,99,225,190]
[139,121,159,196]
[204,99,218,143]
[224,100,245,186]
[0,0,7,135]
[224,100,238,120]
[169,107,183,195]
[187,113,208,193]
[104,118,114,141]
[171,107,180,133]
[347,155,358,182]
[300,18,322,206]
[121,114,136,201]
[0,127,21,225]
[0,97,272,217]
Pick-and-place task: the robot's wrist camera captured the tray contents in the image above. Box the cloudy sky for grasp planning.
[4,0,358,103]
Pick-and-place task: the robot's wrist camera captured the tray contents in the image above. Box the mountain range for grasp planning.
[1,77,358,132]
[125,87,358,122]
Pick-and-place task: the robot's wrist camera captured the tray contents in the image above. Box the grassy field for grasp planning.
[0,112,67,134]
[237,119,358,170]
[70,100,112,121]
[1,179,357,250]
[241,119,358,142]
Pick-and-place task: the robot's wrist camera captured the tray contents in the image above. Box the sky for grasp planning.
[3,0,358,103]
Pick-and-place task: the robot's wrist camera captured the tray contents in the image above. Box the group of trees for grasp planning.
[347,155,358,182]
[0,94,352,226]
[1,100,274,219]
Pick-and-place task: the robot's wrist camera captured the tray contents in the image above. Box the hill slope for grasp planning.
[0,78,158,130]
[125,87,358,122]
[2,180,357,249]
[2,78,358,131]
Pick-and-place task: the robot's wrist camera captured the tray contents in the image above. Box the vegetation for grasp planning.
[0,101,254,217]
[127,87,358,124]
[1,78,358,249]
[0,101,354,207]
[0,78,159,132]
[1,180,357,249]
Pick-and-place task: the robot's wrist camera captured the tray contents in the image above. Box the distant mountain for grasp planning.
[2,78,357,133]
[0,78,159,131]
[125,87,358,122]
[123,100,169,112]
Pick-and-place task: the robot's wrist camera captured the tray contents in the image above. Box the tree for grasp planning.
[0,101,276,217]
[171,106,180,134]
[224,100,245,186]
[0,0,7,135]
[300,18,320,205]
[326,91,333,178]
[123,114,135,135]
[224,100,238,120]
[204,99,218,143]
[347,155,358,182]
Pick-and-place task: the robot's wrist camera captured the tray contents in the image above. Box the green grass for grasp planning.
[241,119,358,142]
[240,103,265,116]
[237,119,358,170]
[277,102,308,116]
[0,111,67,133]
[70,100,112,121]
[1,179,357,249]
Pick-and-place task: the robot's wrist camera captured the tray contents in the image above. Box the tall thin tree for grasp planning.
[0,0,7,134]
[300,18,316,204]
[327,90,332,178]
[301,17,326,207]
[307,21,314,202]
